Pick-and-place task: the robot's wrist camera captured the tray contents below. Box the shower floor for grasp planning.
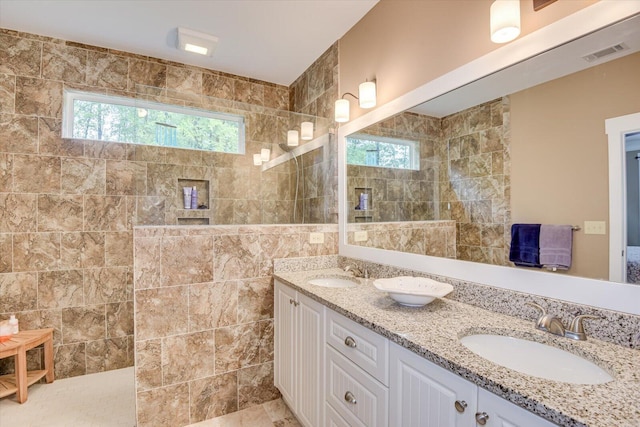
[0,367,136,427]
[0,366,299,427]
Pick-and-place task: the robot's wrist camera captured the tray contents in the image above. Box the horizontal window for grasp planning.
[62,90,245,154]
[346,134,419,170]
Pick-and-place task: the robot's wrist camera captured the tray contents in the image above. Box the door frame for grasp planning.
[606,112,640,282]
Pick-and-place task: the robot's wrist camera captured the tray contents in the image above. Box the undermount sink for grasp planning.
[460,334,613,385]
[307,276,358,288]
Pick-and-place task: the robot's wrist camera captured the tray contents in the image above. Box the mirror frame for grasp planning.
[338,1,640,316]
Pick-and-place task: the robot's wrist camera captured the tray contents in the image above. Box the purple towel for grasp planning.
[509,224,542,267]
[539,225,573,270]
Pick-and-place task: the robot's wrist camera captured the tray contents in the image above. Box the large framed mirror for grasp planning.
[338,2,640,315]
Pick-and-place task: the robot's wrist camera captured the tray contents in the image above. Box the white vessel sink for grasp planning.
[307,276,358,288]
[373,276,453,307]
[460,334,613,385]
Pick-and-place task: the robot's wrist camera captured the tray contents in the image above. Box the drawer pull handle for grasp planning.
[454,400,467,413]
[475,412,490,425]
[344,391,357,404]
[344,336,357,348]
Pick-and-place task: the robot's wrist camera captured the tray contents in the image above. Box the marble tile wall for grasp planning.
[289,43,339,224]
[0,27,328,380]
[440,97,510,266]
[346,99,509,267]
[133,224,338,427]
[347,111,441,223]
[346,220,456,257]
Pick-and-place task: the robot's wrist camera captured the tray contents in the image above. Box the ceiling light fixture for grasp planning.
[334,79,377,123]
[177,27,218,56]
[490,0,521,44]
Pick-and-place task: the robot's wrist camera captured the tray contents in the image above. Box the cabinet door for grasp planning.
[477,388,558,427]
[274,281,297,407]
[390,342,477,427]
[296,293,325,427]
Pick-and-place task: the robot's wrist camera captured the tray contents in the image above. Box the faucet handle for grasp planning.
[566,315,600,340]
[526,302,553,332]
[525,302,546,318]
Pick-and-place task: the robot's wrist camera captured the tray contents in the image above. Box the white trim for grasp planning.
[607,112,640,282]
[338,1,640,315]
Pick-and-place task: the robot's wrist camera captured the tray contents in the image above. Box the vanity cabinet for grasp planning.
[274,281,325,427]
[274,279,558,427]
[390,342,557,427]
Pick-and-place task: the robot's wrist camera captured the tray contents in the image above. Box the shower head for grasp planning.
[278,142,294,153]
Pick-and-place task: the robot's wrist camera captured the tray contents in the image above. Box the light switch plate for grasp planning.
[354,231,368,242]
[584,221,606,235]
[309,232,324,244]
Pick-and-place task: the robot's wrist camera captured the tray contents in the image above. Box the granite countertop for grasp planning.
[274,268,640,427]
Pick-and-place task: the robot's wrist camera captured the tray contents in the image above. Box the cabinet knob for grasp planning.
[344,336,357,348]
[454,400,467,413]
[289,299,293,305]
[344,391,357,404]
[475,412,490,425]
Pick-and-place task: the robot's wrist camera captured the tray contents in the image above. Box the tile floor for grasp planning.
[0,366,299,427]
[0,367,136,427]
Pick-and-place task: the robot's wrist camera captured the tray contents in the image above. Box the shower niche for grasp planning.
[177,178,210,225]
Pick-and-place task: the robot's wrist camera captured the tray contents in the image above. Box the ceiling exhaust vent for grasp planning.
[582,43,629,63]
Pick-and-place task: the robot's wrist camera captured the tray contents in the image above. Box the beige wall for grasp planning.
[511,52,640,280]
[339,0,597,120]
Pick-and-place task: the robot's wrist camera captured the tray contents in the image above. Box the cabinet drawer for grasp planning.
[326,403,351,427]
[326,346,388,427]
[326,309,389,385]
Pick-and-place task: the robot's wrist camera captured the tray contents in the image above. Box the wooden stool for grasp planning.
[0,328,54,403]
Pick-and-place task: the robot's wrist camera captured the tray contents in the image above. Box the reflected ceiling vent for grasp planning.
[582,43,629,62]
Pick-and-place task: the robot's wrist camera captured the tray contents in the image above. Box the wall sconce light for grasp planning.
[177,27,219,56]
[358,81,377,108]
[287,130,299,147]
[301,122,314,140]
[253,153,262,166]
[490,0,521,44]
[260,148,270,162]
[137,108,148,118]
[334,79,377,123]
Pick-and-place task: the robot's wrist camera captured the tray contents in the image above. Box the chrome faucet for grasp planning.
[344,264,368,279]
[526,302,566,336]
[526,302,599,341]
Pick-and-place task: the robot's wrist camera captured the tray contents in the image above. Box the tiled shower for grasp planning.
[0,26,339,425]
